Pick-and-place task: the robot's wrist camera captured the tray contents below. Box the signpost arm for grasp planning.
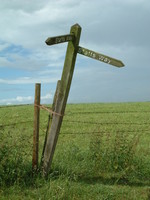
[42,24,81,176]
[78,46,124,67]
[45,34,75,45]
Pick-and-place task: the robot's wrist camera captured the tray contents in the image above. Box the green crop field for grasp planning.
[0,102,150,199]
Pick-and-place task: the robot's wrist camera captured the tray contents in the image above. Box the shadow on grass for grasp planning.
[76,175,150,187]
[1,165,150,190]
[47,167,150,188]
[0,163,34,187]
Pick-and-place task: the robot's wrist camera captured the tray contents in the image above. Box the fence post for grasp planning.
[41,80,61,165]
[42,24,81,176]
[32,83,41,171]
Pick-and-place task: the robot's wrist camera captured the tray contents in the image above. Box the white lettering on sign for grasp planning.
[55,37,65,44]
[66,35,73,41]
[98,56,111,64]
[46,34,75,46]
[55,36,73,44]
[78,47,111,64]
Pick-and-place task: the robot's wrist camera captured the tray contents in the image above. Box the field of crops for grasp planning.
[0,102,150,199]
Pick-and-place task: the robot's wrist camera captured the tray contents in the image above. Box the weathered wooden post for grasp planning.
[41,80,61,164]
[41,23,124,176]
[42,24,81,176]
[32,83,41,171]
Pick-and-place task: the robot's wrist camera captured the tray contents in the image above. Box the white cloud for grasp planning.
[0,42,10,51]
[0,95,33,105]
[41,93,52,100]
[16,96,33,102]
[0,93,52,105]
[0,57,11,67]
[0,76,58,84]
[0,41,66,71]
[40,93,53,104]
[0,1,81,48]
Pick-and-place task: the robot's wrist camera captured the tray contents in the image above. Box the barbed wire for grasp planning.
[0,104,149,136]
[1,119,149,128]
[63,119,149,125]
[0,104,32,109]
[0,121,33,128]
[66,111,150,115]
[60,129,150,135]
[0,104,149,113]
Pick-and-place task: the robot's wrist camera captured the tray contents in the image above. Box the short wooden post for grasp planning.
[32,83,41,171]
[42,24,81,176]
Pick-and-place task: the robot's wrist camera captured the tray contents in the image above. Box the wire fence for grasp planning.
[0,104,149,132]
[0,103,149,172]
[0,103,149,187]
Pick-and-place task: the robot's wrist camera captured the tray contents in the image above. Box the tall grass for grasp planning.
[89,131,141,181]
[0,128,33,186]
[0,128,142,185]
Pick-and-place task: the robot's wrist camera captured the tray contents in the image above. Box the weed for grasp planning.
[0,129,33,186]
[89,130,142,183]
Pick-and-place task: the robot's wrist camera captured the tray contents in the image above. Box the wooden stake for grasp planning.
[42,24,81,176]
[32,83,41,171]
[40,80,61,165]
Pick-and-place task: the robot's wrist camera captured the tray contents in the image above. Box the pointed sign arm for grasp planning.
[45,34,75,46]
[77,46,124,67]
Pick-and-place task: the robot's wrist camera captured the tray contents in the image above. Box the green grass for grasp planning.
[0,102,150,199]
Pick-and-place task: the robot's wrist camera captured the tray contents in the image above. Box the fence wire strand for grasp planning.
[0,104,149,135]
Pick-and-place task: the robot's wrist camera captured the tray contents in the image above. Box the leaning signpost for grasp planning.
[41,23,124,176]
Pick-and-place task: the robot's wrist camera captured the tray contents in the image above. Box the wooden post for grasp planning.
[42,24,81,176]
[32,83,41,171]
[41,80,61,165]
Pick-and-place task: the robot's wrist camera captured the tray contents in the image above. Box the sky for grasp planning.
[0,0,150,105]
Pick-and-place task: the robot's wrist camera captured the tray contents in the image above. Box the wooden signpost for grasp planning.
[41,23,124,176]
